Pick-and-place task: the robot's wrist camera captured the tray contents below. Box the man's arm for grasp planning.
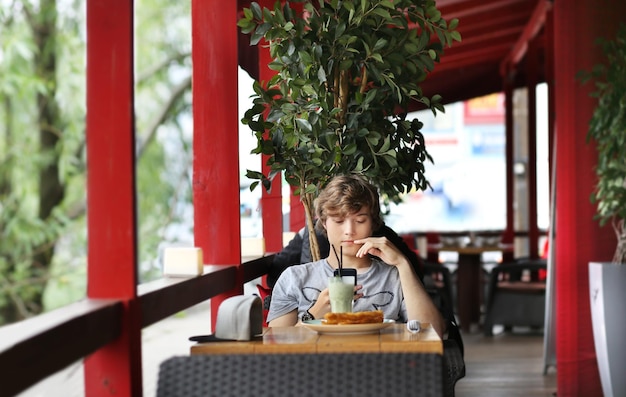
[268,309,298,327]
[375,225,424,281]
[354,236,446,337]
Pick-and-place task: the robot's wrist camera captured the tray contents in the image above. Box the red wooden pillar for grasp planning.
[192,0,242,328]
[289,188,306,232]
[426,232,440,263]
[84,1,142,396]
[526,38,539,259]
[257,0,284,253]
[544,9,555,199]
[502,74,515,260]
[553,0,625,394]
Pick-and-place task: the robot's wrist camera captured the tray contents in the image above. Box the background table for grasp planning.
[430,244,513,332]
[191,323,442,355]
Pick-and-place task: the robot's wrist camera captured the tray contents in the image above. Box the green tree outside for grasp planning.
[0,0,195,325]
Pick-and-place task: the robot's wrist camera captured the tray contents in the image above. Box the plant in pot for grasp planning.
[582,22,626,397]
[238,0,460,261]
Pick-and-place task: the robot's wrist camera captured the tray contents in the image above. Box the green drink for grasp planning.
[328,276,354,313]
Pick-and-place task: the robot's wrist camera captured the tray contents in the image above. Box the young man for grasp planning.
[267,224,424,288]
[267,174,445,336]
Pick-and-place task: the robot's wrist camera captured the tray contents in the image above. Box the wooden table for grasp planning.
[186,323,443,397]
[191,323,442,355]
[430,244,513,332]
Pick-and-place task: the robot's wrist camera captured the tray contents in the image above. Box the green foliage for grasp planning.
[239,0,461,205]
[134,0,194,282]
[0,0,81,322]
[0,0,195,324]
[582,23,626,263]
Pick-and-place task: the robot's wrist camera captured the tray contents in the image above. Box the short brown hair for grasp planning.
[315,174,383,233]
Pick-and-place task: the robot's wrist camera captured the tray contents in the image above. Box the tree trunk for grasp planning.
[302,192,320,262]
[0,97,13,197]
[9,0,65,321]
[613,219,626,264]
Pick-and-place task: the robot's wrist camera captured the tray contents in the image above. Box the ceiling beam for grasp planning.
[500,0,553,76]
[433,43,512,73]
[439,0,532,20]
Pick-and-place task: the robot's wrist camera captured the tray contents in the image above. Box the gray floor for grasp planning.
[17,303,556,397]
[456,327,557,397]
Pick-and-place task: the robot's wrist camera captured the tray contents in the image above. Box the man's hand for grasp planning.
[354,236,410,268]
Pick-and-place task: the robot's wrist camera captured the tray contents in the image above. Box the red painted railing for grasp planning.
[0,256,272,397]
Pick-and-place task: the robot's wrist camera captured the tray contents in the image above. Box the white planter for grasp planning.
[589,261,626,397]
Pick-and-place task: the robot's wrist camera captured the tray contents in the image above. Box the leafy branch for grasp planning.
[238,0,461,260]
[582,23,626,263]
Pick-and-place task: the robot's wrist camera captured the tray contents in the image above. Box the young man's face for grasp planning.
[324,205,373,256]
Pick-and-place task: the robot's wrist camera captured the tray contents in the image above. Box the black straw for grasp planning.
[332,244,343,273]
[340,245,343,271]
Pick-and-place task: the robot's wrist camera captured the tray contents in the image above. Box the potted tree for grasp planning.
[583,23,626,397]
[238,0,460,260]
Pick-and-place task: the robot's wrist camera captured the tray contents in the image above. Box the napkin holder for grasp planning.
[215,295,263,341]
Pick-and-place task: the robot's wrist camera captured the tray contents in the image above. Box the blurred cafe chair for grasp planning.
[422,261,465,396]
[483,258,548,336]
[422,261,455,319]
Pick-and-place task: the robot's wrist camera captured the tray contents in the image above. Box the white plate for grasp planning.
[301,319,395,335]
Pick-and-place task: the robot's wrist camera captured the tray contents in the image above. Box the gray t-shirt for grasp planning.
[267,258,408,323]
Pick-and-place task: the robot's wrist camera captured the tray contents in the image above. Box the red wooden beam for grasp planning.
[84,1,142,396]
[439,0,531,18]
[410,0,539,89]
[500,0,552,77]
[433,43,513,73]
